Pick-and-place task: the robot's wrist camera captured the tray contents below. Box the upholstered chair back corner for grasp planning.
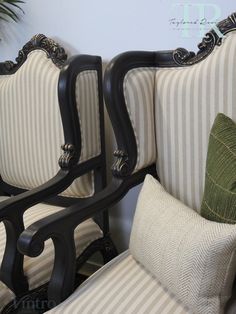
[123,67,157,173]
[123,31,236,212]
[155,31,236,211]
[63,68,102,198]
[0,49,101,198]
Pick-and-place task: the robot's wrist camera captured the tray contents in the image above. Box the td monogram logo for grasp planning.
[170,3,222,38]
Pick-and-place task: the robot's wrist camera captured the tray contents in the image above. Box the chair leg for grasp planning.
[76,235,118,270]
[99,235,118,264]
[2,236,118,313]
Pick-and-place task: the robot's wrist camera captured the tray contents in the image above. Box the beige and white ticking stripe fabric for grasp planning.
[0,196,103,311]
[0,51,101,198]
[123,68,157,172]
[76,70,101,163]
[123,31,236,211]
[0,281,14,311]
[46,251,190,314]
[67,70,101,197]
[155,31,236,211]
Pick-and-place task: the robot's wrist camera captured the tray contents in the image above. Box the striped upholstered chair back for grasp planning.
[0,35,120,311]
[111,16,236,214]
[154,31,236,212]
[0,34,103,199]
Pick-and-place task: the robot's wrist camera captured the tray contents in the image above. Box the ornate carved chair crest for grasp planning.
[0,34,117,311]
[12,12,236,314]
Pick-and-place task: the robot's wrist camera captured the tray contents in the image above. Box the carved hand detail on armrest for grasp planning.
[59,144,76,169]
[112,150,130,177]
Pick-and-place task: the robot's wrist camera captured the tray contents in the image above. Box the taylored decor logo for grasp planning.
[170,3,222,37]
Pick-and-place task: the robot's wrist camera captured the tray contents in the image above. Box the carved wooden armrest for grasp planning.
[17,165,156,305]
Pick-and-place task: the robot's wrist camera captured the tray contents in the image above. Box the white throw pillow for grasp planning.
[130,175,236,314]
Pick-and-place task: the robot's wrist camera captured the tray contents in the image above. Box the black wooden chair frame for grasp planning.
[17,13,236,307]
[0,34,116,301]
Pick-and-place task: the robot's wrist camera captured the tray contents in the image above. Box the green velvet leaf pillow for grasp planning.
[201,113,236,224]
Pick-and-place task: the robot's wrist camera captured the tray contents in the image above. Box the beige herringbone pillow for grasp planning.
[130,175,236,314]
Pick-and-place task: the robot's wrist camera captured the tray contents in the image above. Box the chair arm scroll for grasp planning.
[0,169,73,294]
[18,178,124,304]
[17,165,156,304]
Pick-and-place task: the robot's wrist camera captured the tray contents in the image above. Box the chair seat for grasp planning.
[0,196,103,311]
[46,251,191,314]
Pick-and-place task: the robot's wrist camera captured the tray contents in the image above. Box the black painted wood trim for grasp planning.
[58,54,103,166]
[104,51,157,177]
[18,165,156,304]
[0,34,67,74]
[0,35,106,295]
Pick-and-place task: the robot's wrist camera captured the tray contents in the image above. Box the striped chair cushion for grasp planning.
[46,251,190,314]
[0,50,101,198]
[123,68,157,172]
[0,196,103,311]
[45,251,190,314]
[0,282,14,311]
[155,31,236,211]
[2,215,236,313]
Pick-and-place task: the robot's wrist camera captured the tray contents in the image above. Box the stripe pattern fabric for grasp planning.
[123,68,157,172]
[46,251,190,314]
[155,31,236,211]
[65,70,101,197]
[76,70,101,163]
[0,50,101,198]
[0,281,14,311]
[0,196,103,311]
